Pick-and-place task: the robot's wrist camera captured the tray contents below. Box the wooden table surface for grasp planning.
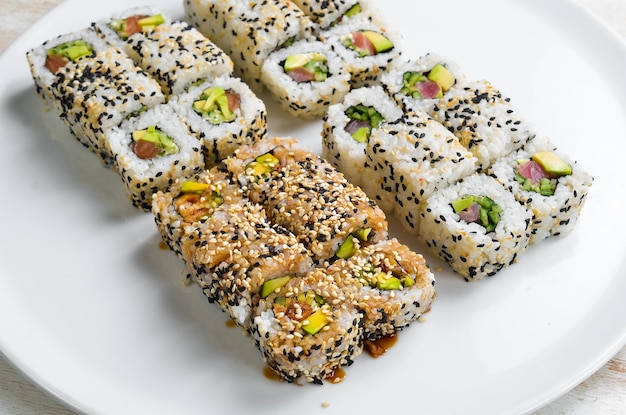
[0,0,624,414]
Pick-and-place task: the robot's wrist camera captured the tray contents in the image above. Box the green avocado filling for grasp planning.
[283,52,329,82]
[400,64,455,99]
[180,181,211,195]
[342,30,394,57]
[272,290,329,335]
[343,3,361,18]
[47,40,94,62]
[358,264,414,291]
[334,228,372,260]
[110,13,165,40]
[131,125,179,158]
[260,275,292,298]
[514,168,557,196]
[514,152,572,197]
[175,181,224,223]
[452,195,502,232]
[192,86,237,124]
[244,151,281,182]
[345,105,384,143]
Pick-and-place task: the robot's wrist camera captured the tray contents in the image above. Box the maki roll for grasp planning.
[321,85,403,210]
[151,165,244,261]
[27,29,165,165]
[291,0,368,32]
[260,39,351,119]
[326,238,435,341]
[419,173,533,281]
[319,16,401,88]
[124,20,234,96]
[381,52,467,112]
[51,46,165,166]
[91,6,172,54]
[187,201,314,330]
[106,104,204,211]
[168,74,268,166]
[488,136,593,244]
[250,270,364,384]
[226,137,389,262]
[425,79,536,170]
[365,110,478,234]
[26,27,109,104]
[184,0,313,92]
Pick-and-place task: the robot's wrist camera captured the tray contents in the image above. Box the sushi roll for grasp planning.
[184,0,313,92]
[27,29,165,165]
[168,74,268,166]
[106,104,204,211]
[50,46,165,166]
[488,136,593,244]
[365,110,478,234]
[318,16,401,88]
[250,269,364,384]
[26,27,110,104]
[326,238,435,341]
[291,0,368,32]
[188,201,314,330]
[260,39,351,119]
[151,165,244,261]
[91,6,172,54]
[419,173,533,281]
[226,137,389,262]
[123,20,234,96]
[381,52,468,112]
[321,85,403,210]
[424,79,536,170]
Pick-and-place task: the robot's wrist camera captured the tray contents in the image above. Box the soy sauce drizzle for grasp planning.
[364,333,398,358]
[324,367,346,384]
[263,365,283,382]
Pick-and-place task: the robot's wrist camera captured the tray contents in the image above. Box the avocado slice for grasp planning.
[302,309,329,335]
[47,40,93,62]
[362,30,394,53]
[283,54,310,71]
[138,14,165,30]
[531,151,572,177]
[343,3,361,17]
[427,63,455,92]
[260,275,292,298]
[335,235,356,259]
[353,228,371,243]
[132,126,178,155]
[352,127,370,143]
[180,181,211,194]
[375,273,402,290]
[451,195,474,213]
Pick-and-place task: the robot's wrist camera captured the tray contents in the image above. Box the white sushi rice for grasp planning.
[184,0,313,92]
[260,39,351,119]
[125,20,234,96]
[168,74,267,166]
[419,173,533,281]
[381,52,469,111]
[488,135,593,244]
[91,6,173,54]
[423,79,537,170]
[321,85,402,211]
[26,27,110,104]
[366,109,478,234]
[107,104,204,211]
[319,15,402,89]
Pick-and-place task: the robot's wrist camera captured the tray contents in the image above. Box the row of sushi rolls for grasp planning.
[27,0,593,384]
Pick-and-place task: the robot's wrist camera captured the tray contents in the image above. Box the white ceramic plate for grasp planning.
[1,0,625,414]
